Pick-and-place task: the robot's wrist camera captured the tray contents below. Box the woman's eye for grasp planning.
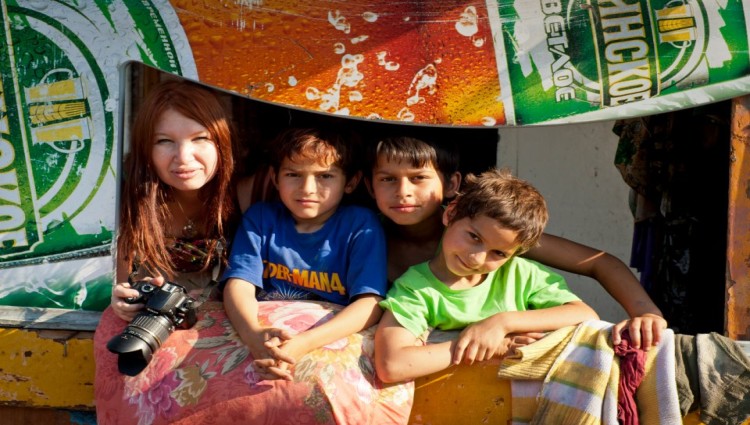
[155,138,173,144]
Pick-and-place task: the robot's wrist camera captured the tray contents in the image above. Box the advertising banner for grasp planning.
[492,0,750,125]
[0,0,196,309]
[0,0,749,310]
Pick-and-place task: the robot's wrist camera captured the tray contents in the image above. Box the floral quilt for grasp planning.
[94,301,413,424]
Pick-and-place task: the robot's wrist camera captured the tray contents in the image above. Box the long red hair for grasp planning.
[118,79,236,279]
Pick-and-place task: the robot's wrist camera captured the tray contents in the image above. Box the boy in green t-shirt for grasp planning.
[366,136,666,351]
[374,168,599,383]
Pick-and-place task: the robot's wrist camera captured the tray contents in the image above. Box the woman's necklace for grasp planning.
[173,195,197,238]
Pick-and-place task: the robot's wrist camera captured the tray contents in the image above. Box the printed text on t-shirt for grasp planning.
[262,260,346,295]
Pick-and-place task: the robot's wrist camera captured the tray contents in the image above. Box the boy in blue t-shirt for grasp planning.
[222,128,387,381]
[374,168,599,383]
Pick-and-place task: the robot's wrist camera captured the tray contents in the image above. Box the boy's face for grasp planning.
[435,208,520,280]
[273,156,359,228]
[368,155,459,226]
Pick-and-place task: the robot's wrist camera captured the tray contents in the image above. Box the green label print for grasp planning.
[124,0,186,74]
[0,3,114,264]
[0,0,196,269]
[0,0,197,309]
[596,1,658,107]
[498,0,750,125]
[0,31,38,254]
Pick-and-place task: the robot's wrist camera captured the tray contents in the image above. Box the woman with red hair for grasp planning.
[111,79,237,320]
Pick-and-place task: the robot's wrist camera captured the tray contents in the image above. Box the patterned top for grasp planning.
[168,237,222,274]
[131,237,224,293]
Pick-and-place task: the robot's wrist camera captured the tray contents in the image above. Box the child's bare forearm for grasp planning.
[379,341,455,383]
[484,301,599,335]
[223,279,266,353]
[451,304,596,366]
[584,252,662,318]
[295,294,383,354]
[375,311,455,383]
[529,235,664,319]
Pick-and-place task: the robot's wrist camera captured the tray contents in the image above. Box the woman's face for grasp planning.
[151,109,219,193]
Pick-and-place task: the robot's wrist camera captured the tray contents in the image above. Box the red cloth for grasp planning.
[614,329,647,425]
[94,301,413,425]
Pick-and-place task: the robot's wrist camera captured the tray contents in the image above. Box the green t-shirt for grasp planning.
[379,258,581,337]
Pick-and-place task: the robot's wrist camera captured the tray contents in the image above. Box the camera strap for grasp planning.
[126,240,224,307]
[193,239,224,307]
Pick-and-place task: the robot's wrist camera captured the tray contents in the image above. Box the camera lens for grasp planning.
[106,313,173,376]
[108,280,197,376]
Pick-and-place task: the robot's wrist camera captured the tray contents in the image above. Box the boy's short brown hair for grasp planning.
[368,136,459,179]
[447,168,548,255]
[271,127,361,178]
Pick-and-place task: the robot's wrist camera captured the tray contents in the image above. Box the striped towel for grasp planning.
[498,320,681,425]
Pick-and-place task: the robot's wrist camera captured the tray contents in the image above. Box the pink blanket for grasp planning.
[94,301,413,424]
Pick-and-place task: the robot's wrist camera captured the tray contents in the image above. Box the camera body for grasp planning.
[126,280,198,327]
[107,280,198,376]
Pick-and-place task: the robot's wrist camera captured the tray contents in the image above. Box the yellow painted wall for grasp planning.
[0,328,733,425]
[409,361,511,424]
[0,328,94,409]
[0,329,514,422]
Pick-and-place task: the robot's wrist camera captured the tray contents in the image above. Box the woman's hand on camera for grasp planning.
[111,276,164,322]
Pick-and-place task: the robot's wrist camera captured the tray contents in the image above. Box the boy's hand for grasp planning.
[248,328,291,380]
[266,333,307,364]
[611,313,667,350]
[506,331,546,353]
[453,318,509,365]
[260,333,315,381]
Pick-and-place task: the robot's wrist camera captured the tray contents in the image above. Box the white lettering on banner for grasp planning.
[598,0,652,105]
[0,136,28,247]
[0,80,28,247]
[540,0,576,102]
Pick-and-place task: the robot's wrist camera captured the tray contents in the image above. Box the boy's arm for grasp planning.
[453,301,599,365]
[264,208,389,378]
[223,278,291,377]
[524,233,666,349]
[374,310,457,384]
[265,293,384,372]
[374,312,541,383]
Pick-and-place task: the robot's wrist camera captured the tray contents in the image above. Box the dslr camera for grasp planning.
[106,280,197,376]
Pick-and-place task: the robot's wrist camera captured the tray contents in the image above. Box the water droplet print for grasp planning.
[455,6,479,38]
[362,12,378,23]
